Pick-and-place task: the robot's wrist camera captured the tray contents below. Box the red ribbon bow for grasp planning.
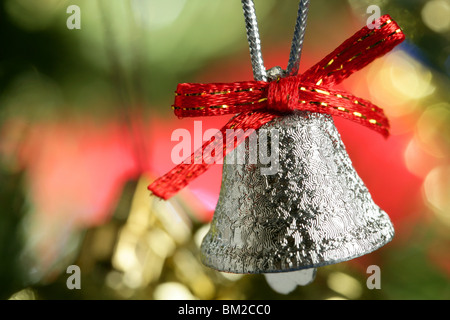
[149,15,405,200]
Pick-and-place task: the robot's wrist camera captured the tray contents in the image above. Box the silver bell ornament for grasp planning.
[148,0,405,294]
[200,111,394,275]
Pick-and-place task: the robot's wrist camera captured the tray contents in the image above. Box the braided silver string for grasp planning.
[241,0,267,81]
[286,0,310,76]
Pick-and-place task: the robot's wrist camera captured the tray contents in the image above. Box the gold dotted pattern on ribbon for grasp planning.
[317,19,402,84]
[173,87,267,111]
[298,86,383,127]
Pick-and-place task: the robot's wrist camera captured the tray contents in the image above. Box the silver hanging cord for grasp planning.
[241,0,267,81]
[286,0,310,76]
[241,0,310,80]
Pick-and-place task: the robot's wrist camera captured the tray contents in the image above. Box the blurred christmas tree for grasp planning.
[1,0,449,300]
[0,167,26,299]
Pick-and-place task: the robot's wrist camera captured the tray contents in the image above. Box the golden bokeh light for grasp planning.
[326,271,363,300]
[367,52,435,118]
[194,224,210,248]
[153,282,197,300]
[424,165,450,227]
[416,103,450,158]
[404,137,439,178]
[8,288,37,300]
[421,0,450,33]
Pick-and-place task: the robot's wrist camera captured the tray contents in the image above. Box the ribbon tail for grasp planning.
[302,14,405,86]
[148,111,279,200]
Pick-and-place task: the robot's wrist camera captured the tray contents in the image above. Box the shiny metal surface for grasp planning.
[201,112,394,274]
[286,0,310,76]
[241,0,267,81]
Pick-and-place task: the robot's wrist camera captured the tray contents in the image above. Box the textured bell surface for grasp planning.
[200,111,394,274]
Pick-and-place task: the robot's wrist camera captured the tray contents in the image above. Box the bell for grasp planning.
[200,111,394,274]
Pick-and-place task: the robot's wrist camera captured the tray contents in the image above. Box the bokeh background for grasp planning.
[1,0,449,300]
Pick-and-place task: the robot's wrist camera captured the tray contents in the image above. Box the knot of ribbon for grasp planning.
[149,15,405,200]
[267,76,302,112]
